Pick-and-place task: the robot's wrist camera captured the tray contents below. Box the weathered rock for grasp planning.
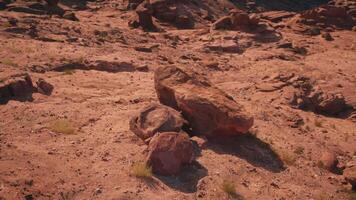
[0,73,34,103]
[230,10,250,28]
[204,40,243,54]
[289,3,355,31]
[175,14,192,29]
[130,103,186,141]
[344,161,356,189]
[48,60,143,73]
[211,16,232,30]
[321,32,333,41]
[149,0,193,29]
[151,0,177,22]
[154,65,254,136]
[127,0,144,10]
[319,151,339,173]
[260,11,295,23]
[288,78,348,115]
[45,0,59,6]
[211,11,275,33]
[309,91,347,114]
[146,132,194,175]
[136,0,155,31]
[0,0,9,10]
[62,12,78,21]
[36,78,54,96]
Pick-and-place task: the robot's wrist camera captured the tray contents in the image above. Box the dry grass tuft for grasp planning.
[314,119,323,127]
[222,179,236,195]
[62,68,76,75]
[49,119,75,134]
[131,162,152,179]
[279,150,297,166]
[1,59,19,67]
[349,191,356,200]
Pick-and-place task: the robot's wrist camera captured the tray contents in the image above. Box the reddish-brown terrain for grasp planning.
[0,0,355,199]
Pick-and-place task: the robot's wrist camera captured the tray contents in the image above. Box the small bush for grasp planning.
[131,162,152,179]
[50,119,75,134]
[222,180,236,195]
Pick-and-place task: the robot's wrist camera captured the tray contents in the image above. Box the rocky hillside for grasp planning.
[0,0,355,199]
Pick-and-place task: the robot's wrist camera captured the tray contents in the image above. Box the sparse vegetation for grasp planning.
[1,59,19,67]
[0,22,11,29]
[304,125,311,132]
[350,191,356,200]
[131,162,152,179]
[279,150,297,166]
[222,179,236,195]
[330,124,336,130]
[294,146,304,155]
[317,160,325,169]
[62,68,76,75]
[49,119,75,134]
[314,119,323,127]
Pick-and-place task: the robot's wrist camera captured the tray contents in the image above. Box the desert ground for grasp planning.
[0,0,355,199]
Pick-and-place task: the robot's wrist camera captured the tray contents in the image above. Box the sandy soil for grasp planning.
[0,0,355,199]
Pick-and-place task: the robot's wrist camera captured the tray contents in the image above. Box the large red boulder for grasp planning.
[154,65,254,137]
[130,103,186,141]
[146,132,194,175]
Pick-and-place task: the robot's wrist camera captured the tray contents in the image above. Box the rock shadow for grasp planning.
[203,133,284,173]
[155,161,208,193]
[60,0,89,10]
[231,0,329,12]
[0,95,34,105]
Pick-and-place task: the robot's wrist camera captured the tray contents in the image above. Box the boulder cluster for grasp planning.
[0,73,53,104]
[288,0,356,32]
[211,9,275,34]
[129,66,254,175]
[128,0,193,31]
[0,0,78,21]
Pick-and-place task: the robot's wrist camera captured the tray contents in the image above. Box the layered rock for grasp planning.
[154,65,254,136]
[211,9,277,34]
[287,1,356,31]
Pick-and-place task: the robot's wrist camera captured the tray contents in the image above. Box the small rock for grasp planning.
[322,32,334,41]
[63,12,79,21]
[319,151,339,173]
[344,161,356,190]
[130,103,186,141]
[36,78,54,95]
